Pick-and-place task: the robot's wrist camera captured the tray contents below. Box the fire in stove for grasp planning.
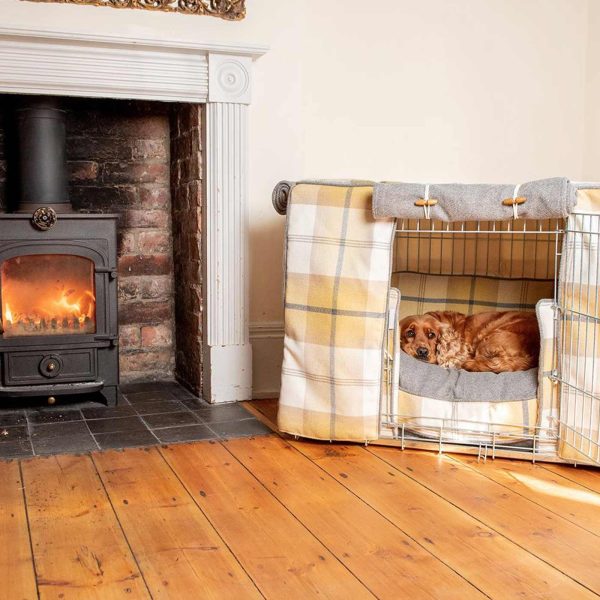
[1,254,96,337]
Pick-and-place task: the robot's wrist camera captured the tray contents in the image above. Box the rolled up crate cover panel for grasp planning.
[373,177,576,222]
[278,182,395,441]
[558,187,600,464]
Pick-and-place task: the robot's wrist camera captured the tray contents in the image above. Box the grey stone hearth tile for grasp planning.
[0,425,29,442]
[85,416,147,435]
[164,385,196,399]
[32,433,97,456]
[94,429,157,450]
[27,409,83,425]
[154,424,216,444]
[133,400,184,415]
[30,421,90,439]
[193,403,254,424]
[0,411,27,427]
[81,405,137,420]
[178,397,209,410]
[143,411,199,429]
[124,390,177,404]
[120,381,175,395]
[0,439,33,460]
[210,418,272,439]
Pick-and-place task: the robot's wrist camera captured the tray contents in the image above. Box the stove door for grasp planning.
[1,254,96,337]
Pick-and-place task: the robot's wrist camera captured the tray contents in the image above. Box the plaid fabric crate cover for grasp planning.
[278,183,396,441]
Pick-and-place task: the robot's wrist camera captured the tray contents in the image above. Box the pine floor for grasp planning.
[3,399,600,599]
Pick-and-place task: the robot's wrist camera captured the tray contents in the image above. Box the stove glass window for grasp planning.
[1,255,96,337]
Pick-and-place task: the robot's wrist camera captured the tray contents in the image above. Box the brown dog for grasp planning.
[399,310,540,373]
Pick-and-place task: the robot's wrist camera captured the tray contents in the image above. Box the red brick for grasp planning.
[126,209,169,229]
[139,187,170,209]
[67,136,132,161]
[69,161,99,182]
[119,231,137,255]
[120,325,141,349]
[102,114,169,139]
[133,139,168,161]
[119,301,172,325]
[103,162,169,185]
[119,255,171,277]
[141,323,173,348]
[138,231,171,254]
[119,350,174,377]
[118,279,140,301]
[140,276,172,301]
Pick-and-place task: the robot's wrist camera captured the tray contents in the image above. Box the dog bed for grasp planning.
[398,352,538,402]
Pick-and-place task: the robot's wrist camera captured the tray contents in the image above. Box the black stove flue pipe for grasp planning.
[15,97,72,213]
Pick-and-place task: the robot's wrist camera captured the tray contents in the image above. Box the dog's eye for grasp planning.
[406,330,415,338]
[427,331,436,339]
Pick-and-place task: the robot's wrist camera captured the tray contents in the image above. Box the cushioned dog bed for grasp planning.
[398,352,538,402]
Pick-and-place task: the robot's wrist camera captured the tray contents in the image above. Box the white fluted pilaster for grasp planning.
[203,54,253,403]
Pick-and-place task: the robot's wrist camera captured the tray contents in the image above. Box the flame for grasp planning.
[1,255,96,337]
[54,289,82,317]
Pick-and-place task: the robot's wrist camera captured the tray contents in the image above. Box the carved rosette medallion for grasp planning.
[32,207,58,231]
[21,0,246,19]
[208,54,252,104]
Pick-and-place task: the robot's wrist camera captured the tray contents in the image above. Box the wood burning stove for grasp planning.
[0,98,119,406]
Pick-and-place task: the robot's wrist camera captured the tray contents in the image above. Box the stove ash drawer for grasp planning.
[3,350,98,386]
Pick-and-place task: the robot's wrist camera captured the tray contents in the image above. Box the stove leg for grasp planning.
[100,385,119,407]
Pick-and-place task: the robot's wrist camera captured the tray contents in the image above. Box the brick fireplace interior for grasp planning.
[0,96,203,393]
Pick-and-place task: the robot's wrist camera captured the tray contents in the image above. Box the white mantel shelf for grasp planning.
[0,25,267,403]
[0,26,268,57]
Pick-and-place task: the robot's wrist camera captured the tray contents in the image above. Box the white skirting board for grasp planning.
[250,322,283,399]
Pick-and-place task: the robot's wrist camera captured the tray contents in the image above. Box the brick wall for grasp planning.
[170,105,203,394]
[66,99,176,382]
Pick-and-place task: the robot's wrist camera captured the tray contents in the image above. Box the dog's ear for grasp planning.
[423,312,450,333]
[399,315,414,333]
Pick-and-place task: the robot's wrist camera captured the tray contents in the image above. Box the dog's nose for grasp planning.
[416,347,429,359]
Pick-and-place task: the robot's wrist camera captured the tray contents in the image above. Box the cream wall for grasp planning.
[0,0,594,396]
[584,0,600,179]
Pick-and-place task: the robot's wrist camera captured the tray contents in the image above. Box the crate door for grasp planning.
[557,210,600,465]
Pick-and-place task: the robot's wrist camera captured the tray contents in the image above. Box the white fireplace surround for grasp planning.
[0,25,268,404]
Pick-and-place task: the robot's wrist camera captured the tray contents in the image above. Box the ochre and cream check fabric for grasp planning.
[393,273,553,319]
[278,183,395,441]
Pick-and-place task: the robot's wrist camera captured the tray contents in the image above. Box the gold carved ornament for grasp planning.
[21,0,246,19]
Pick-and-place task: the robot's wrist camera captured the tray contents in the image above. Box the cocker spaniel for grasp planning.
[399,310,539,373]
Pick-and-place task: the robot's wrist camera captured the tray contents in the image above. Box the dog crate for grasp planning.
[273,179,600,466]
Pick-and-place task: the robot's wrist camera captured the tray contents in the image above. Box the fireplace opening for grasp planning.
[1,254,96,337]
[0,94,204,396]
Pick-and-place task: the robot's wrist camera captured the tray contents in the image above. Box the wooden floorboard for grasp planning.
[225,435,484,599]
[160,441,373,599]
[370,446,600,595]
[6,426,600,599]
[0,461,37,600]
[542,462,600,494]
[451,454,600,537]
[295,440,593,599]
[93,447,262,600]
[22,454,149,600]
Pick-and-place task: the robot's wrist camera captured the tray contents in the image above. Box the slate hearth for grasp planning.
[0,381,271,459]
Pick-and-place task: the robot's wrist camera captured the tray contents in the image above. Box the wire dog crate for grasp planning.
[381,204,600,465]
[274,179,600,467]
